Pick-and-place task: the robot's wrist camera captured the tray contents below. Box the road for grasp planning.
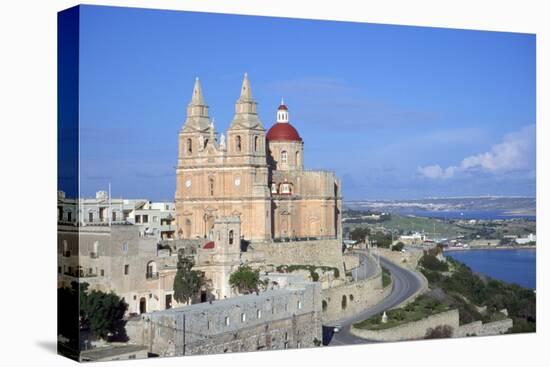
[326,255,424,346]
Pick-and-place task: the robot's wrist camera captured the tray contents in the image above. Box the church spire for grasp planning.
[191,77,205,105]
[229,73,264,130]
[183,76,210,132]
[239,72,253,101]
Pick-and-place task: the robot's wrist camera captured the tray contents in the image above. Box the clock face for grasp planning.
[185,179,192,188]
[234,177,241,186]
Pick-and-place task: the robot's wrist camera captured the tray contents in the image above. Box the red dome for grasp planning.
[266,122,302,142]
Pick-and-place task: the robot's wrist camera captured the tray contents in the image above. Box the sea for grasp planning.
[444,249,536,289]
[396,209,535,221]
[402,209,537,289]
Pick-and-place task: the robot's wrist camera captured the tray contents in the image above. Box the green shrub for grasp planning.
[419,253,449,272]
[392,242,405,252]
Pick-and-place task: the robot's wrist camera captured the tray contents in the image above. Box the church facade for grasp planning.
[175,74,342,243]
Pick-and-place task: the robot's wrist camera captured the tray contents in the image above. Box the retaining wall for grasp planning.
[350,309,460,342]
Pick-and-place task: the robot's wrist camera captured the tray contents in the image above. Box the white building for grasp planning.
[516,233,536,245]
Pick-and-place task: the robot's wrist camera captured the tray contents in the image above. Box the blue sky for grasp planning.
[77,5,535,201]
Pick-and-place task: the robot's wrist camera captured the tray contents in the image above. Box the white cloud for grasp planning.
[418,124,535,179]
[417,165,456,179]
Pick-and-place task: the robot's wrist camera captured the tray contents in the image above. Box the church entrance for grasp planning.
[139,297,146,314]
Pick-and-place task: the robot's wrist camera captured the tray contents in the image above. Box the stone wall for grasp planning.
[245,239,344,273]
[343,253,360,271]
[454,321,482,337]
[126,281,322,357]
[377,248,423,271]
[455,319,513,337]
[350,309,460,342]
[321,272,390,324]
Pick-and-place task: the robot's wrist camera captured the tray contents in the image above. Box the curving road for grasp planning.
[326,255,424,346]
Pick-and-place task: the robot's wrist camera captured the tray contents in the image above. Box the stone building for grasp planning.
[126,275,322,357]
[175,74,342,242]
[58,216,245,315]
[57,190,176,241]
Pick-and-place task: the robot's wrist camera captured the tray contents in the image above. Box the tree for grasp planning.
[392,242,405,252]
[350,227,370,242]
[370,231,392,248]
[58,282,129,345]
[173,252,204,305]
[58,282,81,348]
[81,287,128,341]
[229,265,261,294]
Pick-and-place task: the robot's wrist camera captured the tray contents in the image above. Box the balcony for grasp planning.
[64,270,98,278]
[146,272,159,280]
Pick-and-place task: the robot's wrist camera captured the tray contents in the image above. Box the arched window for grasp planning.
[236,136,242,152]
[63,240,69,256]
[280,182,292,194]
[229,230,234,245]
[146,261,157,279]
[185,219,192,238]
[295,151,300,166]
[281,150,288,164]
[254,136,259,152]
[91,241,99,258]
[209,177,215,196]
[187,138,192,154]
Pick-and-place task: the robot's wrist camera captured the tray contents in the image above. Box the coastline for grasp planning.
[443,246,535,252]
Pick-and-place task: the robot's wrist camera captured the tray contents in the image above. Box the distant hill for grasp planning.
[344,197,535,217]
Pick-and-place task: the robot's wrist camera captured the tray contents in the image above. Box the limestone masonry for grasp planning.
[175,74,342,243]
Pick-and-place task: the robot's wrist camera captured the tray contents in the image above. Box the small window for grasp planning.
[241,313,246,323]
[135,215,141,224]
[187,138,193,154]
[88,212,93,223]
[58,266,61,274]
[122,243,128,253]
[207,320,211,330]
[100,269,105,276]
[112,211,116,222]
[236,136,242,152]
[124,264,129,275]
[254,136,259,152]
[257,309,262,319]
[297,301,302,309]
[225,316,230,326]
[209,178,215,196]
[229,230,234,245]
[281,150,288,164]
[143,215,149,223]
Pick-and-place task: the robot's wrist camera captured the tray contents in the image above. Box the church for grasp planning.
[175,74,342,243]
